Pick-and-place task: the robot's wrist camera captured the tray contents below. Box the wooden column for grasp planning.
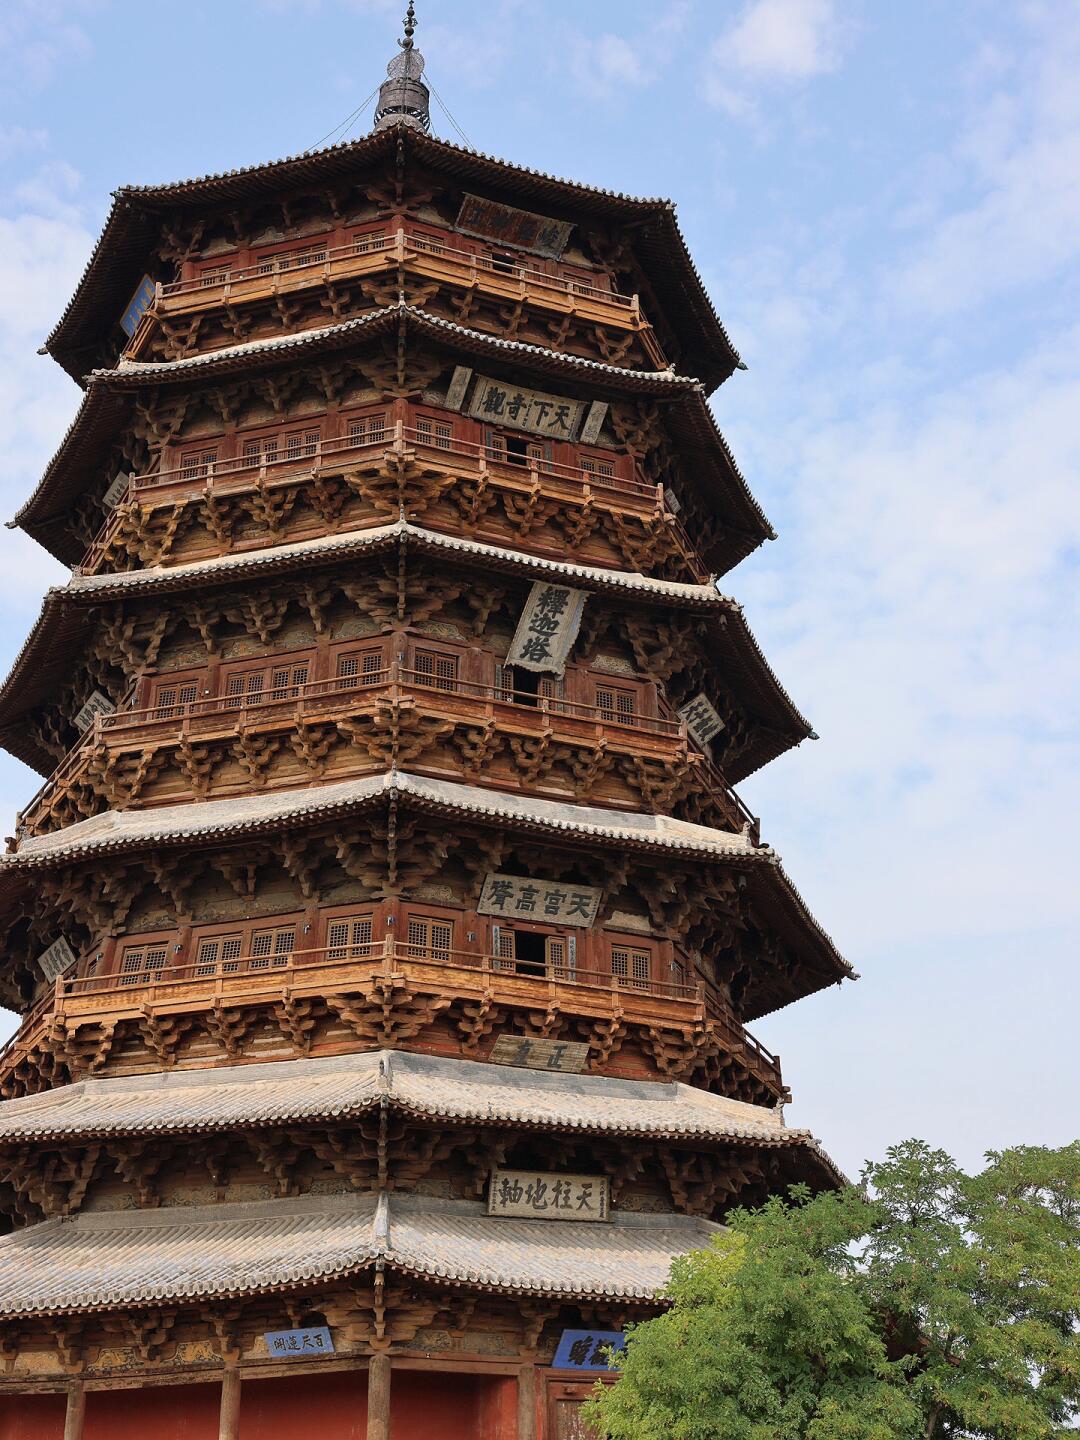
[517,1363,536,1440]
[218,1366,241,1440]
[368,1352,391,1440]
[63,1382,85,1440]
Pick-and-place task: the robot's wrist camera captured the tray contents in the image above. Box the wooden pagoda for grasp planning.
[0,13,851,1439]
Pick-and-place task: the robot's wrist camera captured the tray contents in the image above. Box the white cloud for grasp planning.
[704,0,845,115]
[893,8,1080,316]
[0,1,95,89]
[0,165,92,620]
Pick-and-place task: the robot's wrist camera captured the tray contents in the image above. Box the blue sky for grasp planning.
[0,0,1076,1179]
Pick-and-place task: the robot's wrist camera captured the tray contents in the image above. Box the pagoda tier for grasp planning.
[0,23,849,1439]
[15,308,771,578]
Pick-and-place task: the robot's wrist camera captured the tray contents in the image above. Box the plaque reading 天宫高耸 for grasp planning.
[478,873,601,927]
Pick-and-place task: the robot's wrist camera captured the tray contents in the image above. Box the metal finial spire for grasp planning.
[373,2,431,133]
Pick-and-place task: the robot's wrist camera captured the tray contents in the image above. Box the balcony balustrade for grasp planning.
[0,938,784,1102]
[17,664,757,840]
[78,420,708,582]
[124,221,663,363]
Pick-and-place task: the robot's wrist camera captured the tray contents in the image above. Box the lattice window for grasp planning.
[327,914,374,961]
[249,924,296,971]
[194,933,244,977]
[611,944,652,990]
[404,915,453,963]
[199,267,230,288]
[346,412,388,446]
[179,449,218,482]
[414,649,458,692]
[284,429,320,462]
[224,671,266,708]
[152,679,199,718]
[415,416,454,449]
[268,662,310,701]
[353,231,389,254]
[596,684,637,725]
[118,941,168,986]
[545,934,568,976]
[581,455,616,480]
[241,436,279,469]
[337,649,383,687]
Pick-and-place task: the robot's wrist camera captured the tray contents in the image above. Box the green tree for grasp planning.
[584,1141,1080,1440]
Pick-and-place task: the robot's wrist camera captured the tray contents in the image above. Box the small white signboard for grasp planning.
[36,937,76,982]
[73,690,116,734]
[677,692,726,747]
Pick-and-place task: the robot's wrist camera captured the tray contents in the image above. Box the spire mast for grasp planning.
[373,2,431,133]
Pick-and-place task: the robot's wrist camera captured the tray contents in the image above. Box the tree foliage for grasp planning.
[584,1141,1080,1440]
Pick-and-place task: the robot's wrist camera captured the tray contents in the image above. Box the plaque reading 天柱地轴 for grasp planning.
[478,873,601,927]
[506,583,587,674]
[469,375,587,440]
[488,1169,610,1222]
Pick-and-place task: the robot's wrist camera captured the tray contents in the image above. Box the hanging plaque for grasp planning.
[552,1329,627,1370]
[444,365,473,411]
[506,583,587,675]
[263,1326,334,1357]
[456,194,573,259]
[119,274,157,338]
[579,401,609,446]
[479,873,601,927]
[36,937,76,982]
[73,690,116,734]
[469,375,586,440]
[489,1036,590,1073]
[677,693,726,747]
[488,1169,610,1222]
[101,472,129,511]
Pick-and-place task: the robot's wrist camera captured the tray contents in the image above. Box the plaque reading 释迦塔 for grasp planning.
[488,1169,610,1222]
[444,365,473,411]
[455,194,573,259]
[506,583,587,675]
[488,1036,590,1073]
[469,375,586,440]
[478,873,601,927]
[263,1326,334,1357]
[677,692,726,747]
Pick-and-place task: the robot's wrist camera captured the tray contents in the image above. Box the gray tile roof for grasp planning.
[0,1191,718,1315]
[0,1048,820,1151]
[99,304,698,390]
[6,769,760,868]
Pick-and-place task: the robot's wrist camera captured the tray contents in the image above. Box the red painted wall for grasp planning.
[240,1371,368,1439]
[83,1382,219,1439]
[0,1394,66,1439]
[392,1372,516,1440]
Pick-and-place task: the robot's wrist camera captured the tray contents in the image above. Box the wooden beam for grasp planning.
[218,1366,241,1440]
[63,1381,85,1440]
[368,1352,391,1440]
[517,1362,536,1440]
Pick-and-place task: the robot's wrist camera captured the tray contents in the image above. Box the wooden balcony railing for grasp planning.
[140,223,648,335]
[0,938,783,1098]
[17,663,763,840]
[77,421,707,581]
